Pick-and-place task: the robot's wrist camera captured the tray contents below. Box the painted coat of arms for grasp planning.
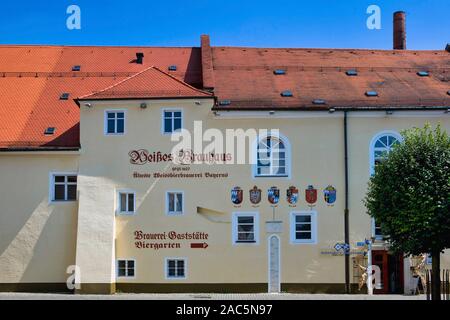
[323,185,337,206]
[286,186,299,206]
[268,186,280,205]
[305,185,317,207]
[231,187,243,205]
[249,186,262,205]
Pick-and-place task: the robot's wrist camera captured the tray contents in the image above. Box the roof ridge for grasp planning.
[150,66,212,96]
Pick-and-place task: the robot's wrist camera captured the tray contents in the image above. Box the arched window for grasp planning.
[369,131,402,239]
[255,135,289,177]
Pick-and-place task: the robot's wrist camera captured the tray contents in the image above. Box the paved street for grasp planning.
[0,292,426,300]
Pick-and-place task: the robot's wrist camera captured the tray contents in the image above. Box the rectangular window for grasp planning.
[117,259,135,278]
[51,174,77,201]
[290,212,317,244]
[105,110,125,135]
[232,212,259,244]
[163,110,182,134]
[166,258,186,279]
[118,191,135,214]
[166,191,183,215]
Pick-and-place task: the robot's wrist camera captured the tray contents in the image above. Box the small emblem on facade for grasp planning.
[286,186,299,206]
[323,185,337,206]
[249,186,262,205]
[305,185,317,207]
[268,186,280,205]
[231,187,243,205]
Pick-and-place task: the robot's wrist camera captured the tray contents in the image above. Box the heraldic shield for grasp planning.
[286,186,299,205]
[249,186,262,205]
[305,185,317,205]
[323,185,337,205]
[231,187,243,205]
[268,186,280,204]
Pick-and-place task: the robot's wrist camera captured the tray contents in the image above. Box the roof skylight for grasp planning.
[60,93,70,100]
[72,65,81,72]
[273,69,286,75]
[365,91,379,97]
[312,99,326,105]
[281,90,293,97]
[417,71,430,77]
[346,70,358,76]
[218,100,231,106]
[44,127,56,135]
[168,65,177,71]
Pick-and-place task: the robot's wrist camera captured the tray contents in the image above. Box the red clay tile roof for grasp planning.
[211,47,450,110]
[78,66,212,100]
[0,45,203,150]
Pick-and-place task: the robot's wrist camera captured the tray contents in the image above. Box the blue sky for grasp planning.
[0,0,448,49]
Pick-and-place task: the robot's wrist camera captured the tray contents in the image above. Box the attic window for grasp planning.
[60,93,70,100]
[281,90,293,97]
[44,127,56,135]
[417,71,430,77]
[312,99,326,105]
[72,65,81,72]
[346,70,358,76]
[218,100,231,106]
[168,65,177,71]
[365,91,379,97]
[273,69,286,75]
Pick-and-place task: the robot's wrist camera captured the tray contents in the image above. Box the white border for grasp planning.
[267,234,281,293]
[116,189,137,215]
[165,190,185,216]
[116,258,136,279]
[164,257,187,280]
[161,108,183,135]
[252,131,292,179]
[48,171,78,204]
[231,212,260,245]
[290,211,318,244]
[104,109,127,136]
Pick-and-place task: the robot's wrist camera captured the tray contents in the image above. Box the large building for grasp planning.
[1,13,450,294]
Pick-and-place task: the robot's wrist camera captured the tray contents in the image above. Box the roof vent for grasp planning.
[281,90,293,97]
[72,65,81,72]
[365,90,379,97]
[44,127,56,135]
[346,70,358,76]
[312,99,326,105]
[136,52,144,64]
[60,93,70,100]
[218,100,231,106]
[168,65,177,71]
[417,71,430,77]
[273,69,286,75]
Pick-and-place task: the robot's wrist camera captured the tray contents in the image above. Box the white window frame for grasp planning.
[104,109,126,136]
[161,108,183,135]
[252,132,291,179]
[290,211,317,244]
[116,189,136,215]
[369,131,402,239]
[165,191,184,215]
[49,171,78,203]
[116,259,136,279]
[232,212,260,245]
[165,257,187,280]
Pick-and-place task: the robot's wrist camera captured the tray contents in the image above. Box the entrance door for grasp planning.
[268,235,280,293]
[372,250,404,294]
[372,250,389,294]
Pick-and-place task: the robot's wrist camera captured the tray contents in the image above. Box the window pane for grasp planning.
[164,119,172,133]
[238,216,253,224]
[174,118,182,131]
[296,223,311,231]
[107,119,115,133]
[168,193,175,212]
[238,225,254,232]
[117,112,124,119]
[127,260,134,268]
[118,268,126,277]
[296,215,311,223]
[296,232,312,240]
[120,193,127,212]
[168,260,176,269]
[238,232,254,241]
[118,260,126,269]
[128,193,134,212]
[164,111,172,118]
[55,176,65,183]
[175,193,182,212]
[174,112,182,118]
[127,268,135,277]
[67,176,77,183]
[117,119,124,133]
[54,184,65,200]
[107,113,116,119]
[67,185,77,200]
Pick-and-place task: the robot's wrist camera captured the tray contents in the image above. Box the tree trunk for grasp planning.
[431,250,441,301]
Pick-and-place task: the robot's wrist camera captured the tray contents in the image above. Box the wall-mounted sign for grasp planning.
[134,230,209,250]
[305,185,317,208]
[231,187,243,205]
[323,185,337,206]
[268,186,280,205]
[286,186,299,206]
[249,186,262,206]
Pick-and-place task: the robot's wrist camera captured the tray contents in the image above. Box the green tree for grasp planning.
[365,124,450,300]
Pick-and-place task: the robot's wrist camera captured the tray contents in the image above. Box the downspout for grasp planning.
[344,111,351,293]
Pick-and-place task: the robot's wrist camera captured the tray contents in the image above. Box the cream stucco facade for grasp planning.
[1,96,450,294]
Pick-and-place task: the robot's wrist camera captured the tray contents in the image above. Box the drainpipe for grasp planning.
[344,111,351,293]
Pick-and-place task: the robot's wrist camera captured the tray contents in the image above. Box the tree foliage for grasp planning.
[365,124,450,256]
